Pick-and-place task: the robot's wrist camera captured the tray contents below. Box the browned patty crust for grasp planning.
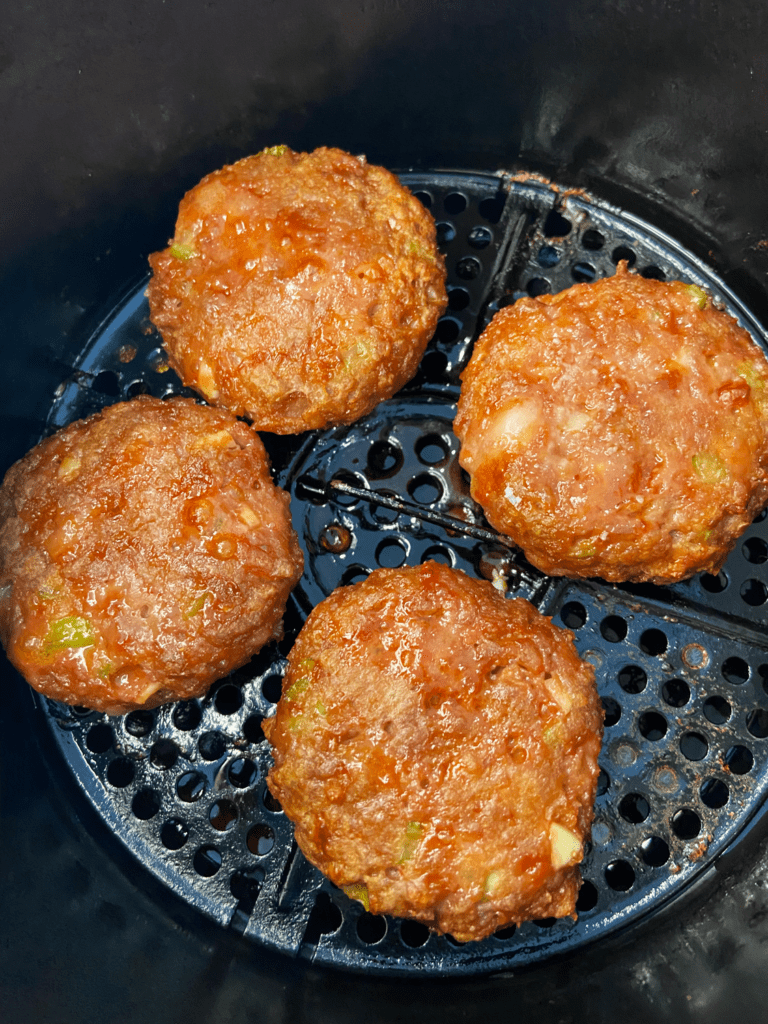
[264,562,602,942]
[0,397,303,715]
[455,266,768,583]
[147,146,447,433]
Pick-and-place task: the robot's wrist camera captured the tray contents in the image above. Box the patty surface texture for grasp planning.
[147,145,447,433]
[264,561,602,942]
[455,266,768,583]
[0,397,303,714]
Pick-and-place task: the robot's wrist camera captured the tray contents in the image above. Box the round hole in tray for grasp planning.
[478,194,504,223]
[560,601,587,629]
[214,683,243,715]
[600,616,627,643]
[526,277,551,296]
[741,578,768,606]
[434,317,461,344]
[456,256,481,280]
[407,472,444,505]
[150,738,178,770]
[638,711,667,741]
[125,709,154,737]
[662,678,690,707]
[193,845,222,878]
[305,892,343,941]
[199,730,227,761]
[161,818,189,851]
[106,757,135,788]
[400,919,430,948]
[262,674,283,703]
[209,799,238,832]
[703,696,731,725]
[230,868,263,903]
[413,191,432,209]
[435,221,455,245]
[680,732,708,761]
[85,723,113,754]
[415,434,449,466]
[641,265,666,280]
[177,771,206,802]
[247,823,275,856]
[447,286,470,311]
[132,788,160,821]
[700,778,729,809]
[537,244,560,267]
[743,537,768,563]
[602,696,621,727]
[228,757,258,789]
[468,225,492,249]
[725,744,754,775]
[605,860,635,891]
[582,228,605,250]
[639,628,667,656]
[443,192,467,214]
[576,880,599,912]
[173,700,202,731]
[671,808,701,840]
[243,715,265,745]
[376,538,407,568]
[357,912,388,944]
[571,261,596,283]
[747,708,768,738]
[640,836,670,867]
[543,209,571,237]
[619,793,650,824]
[611,245,636,266]
[618,664,647,694]
[701,570,729,593]
[722,657,750,684]
[367,439,403,478]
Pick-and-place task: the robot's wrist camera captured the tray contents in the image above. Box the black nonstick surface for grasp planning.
[27,170,768,977]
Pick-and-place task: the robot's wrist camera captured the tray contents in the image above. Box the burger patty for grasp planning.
[0,397,303,714]
[264,561,602,942]
[455,265,768,583]
[147,145,447,434]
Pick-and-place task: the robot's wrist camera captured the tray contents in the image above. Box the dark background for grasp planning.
[3,2,768,1021]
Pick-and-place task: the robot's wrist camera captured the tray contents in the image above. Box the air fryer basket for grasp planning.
[5,2,768,1022]
[35,170,768,978]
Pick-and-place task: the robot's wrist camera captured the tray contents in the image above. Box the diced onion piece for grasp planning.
[341,881,370,911]
[137,680,162,704]
[549,822,582,869]
[262,144,288,156]
[58,455,81,481]
[170,242,197,260]
[197,360,219,401]
[684,283,708,309]
[398,820,424,863]
[692,451,727,484]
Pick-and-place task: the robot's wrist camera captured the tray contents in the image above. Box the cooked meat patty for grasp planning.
[0,397,303,715]
[264,561,602,942]
[455,265,768,583]
[147,145,447,434]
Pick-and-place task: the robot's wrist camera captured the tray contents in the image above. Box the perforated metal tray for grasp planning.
[37,170,768,975]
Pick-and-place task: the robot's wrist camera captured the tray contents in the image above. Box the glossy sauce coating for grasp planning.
[0,397,303,714]
[265,562,602,942]
[455,266,768,583]
[147,146,447,433]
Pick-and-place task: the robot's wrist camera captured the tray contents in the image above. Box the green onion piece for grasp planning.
[398,821,425,864]
[284,675,311,700]
[98,662,113,679]
[298,657,316,671]
[44,615,95,656]
[314,700,327,717]
[692,451,728,483]
[572,539,596,559]
[263,144,288,156]
[737,360,766,391]
[184,592,211,619]
[684,283,708,309]
[341,882,370,911]
[169,243,197,260]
